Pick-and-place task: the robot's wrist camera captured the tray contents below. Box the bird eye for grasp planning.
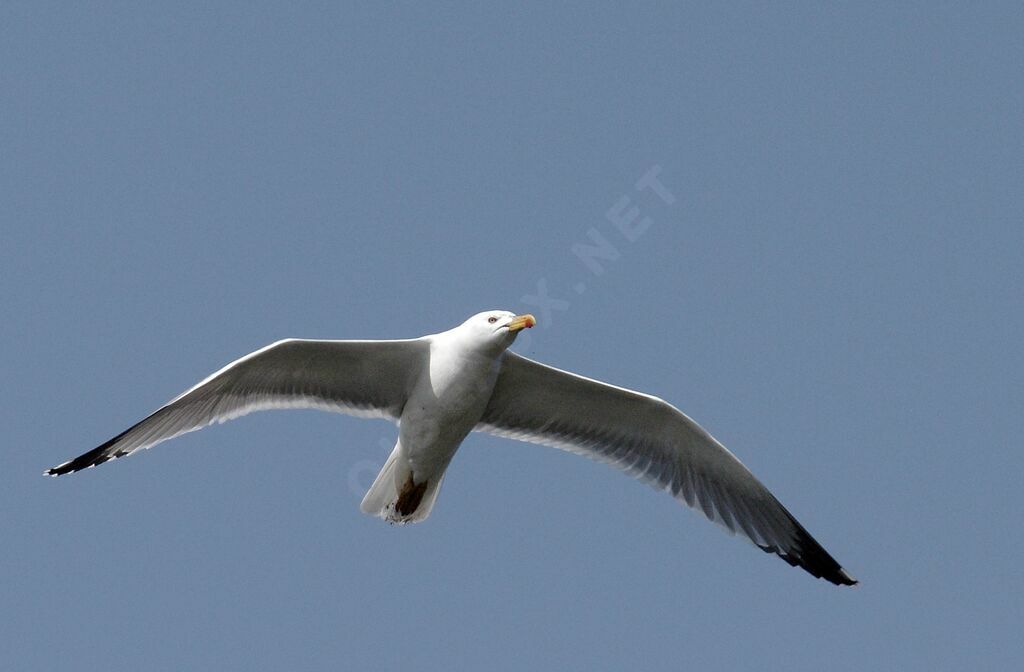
[488,316,498,323]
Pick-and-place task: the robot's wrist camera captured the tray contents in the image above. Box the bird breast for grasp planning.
[398,344,502,471]
[429,348,499,407]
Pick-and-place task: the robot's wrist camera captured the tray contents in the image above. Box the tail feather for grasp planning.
[360,442,446,524]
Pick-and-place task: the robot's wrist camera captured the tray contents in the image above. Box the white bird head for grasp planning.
[453,310,536,351]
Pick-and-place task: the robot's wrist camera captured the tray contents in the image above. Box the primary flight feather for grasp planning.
[47,310,856,586]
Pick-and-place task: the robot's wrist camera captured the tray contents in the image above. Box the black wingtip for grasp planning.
[838,570,859,587]
[46,427,135,477]
[753,507,858,587]
[45,446,112,476]
[787,532,859,587]
[805,548,859,587]
[813,561,858,587]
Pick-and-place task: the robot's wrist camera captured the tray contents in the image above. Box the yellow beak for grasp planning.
[507,314,536,333]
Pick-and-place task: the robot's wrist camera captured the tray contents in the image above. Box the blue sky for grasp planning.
[2,2,1022,670]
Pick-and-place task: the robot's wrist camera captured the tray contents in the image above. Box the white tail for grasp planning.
[360,441,446,524]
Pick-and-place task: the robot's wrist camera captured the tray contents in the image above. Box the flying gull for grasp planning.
[47,310,857,586]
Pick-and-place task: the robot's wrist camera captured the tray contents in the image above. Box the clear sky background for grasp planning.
[2,3,1022,670]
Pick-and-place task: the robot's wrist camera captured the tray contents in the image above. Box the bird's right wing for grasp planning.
[476,352,856,586]
[47,338,427,476]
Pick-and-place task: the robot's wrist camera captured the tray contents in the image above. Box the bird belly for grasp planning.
[398,405,474,478]
[398,350,498,478]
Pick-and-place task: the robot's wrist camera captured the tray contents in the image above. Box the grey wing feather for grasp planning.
[47,338,426,475]
[476,352,856,586]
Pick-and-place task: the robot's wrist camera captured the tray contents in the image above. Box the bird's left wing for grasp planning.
[475,352,856,586]
[47,338,426,476]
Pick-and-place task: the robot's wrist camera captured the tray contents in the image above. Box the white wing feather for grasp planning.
[476,352,856,585]
[47,338,426,475]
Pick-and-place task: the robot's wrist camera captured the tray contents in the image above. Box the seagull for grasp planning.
[47,310,857,586]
